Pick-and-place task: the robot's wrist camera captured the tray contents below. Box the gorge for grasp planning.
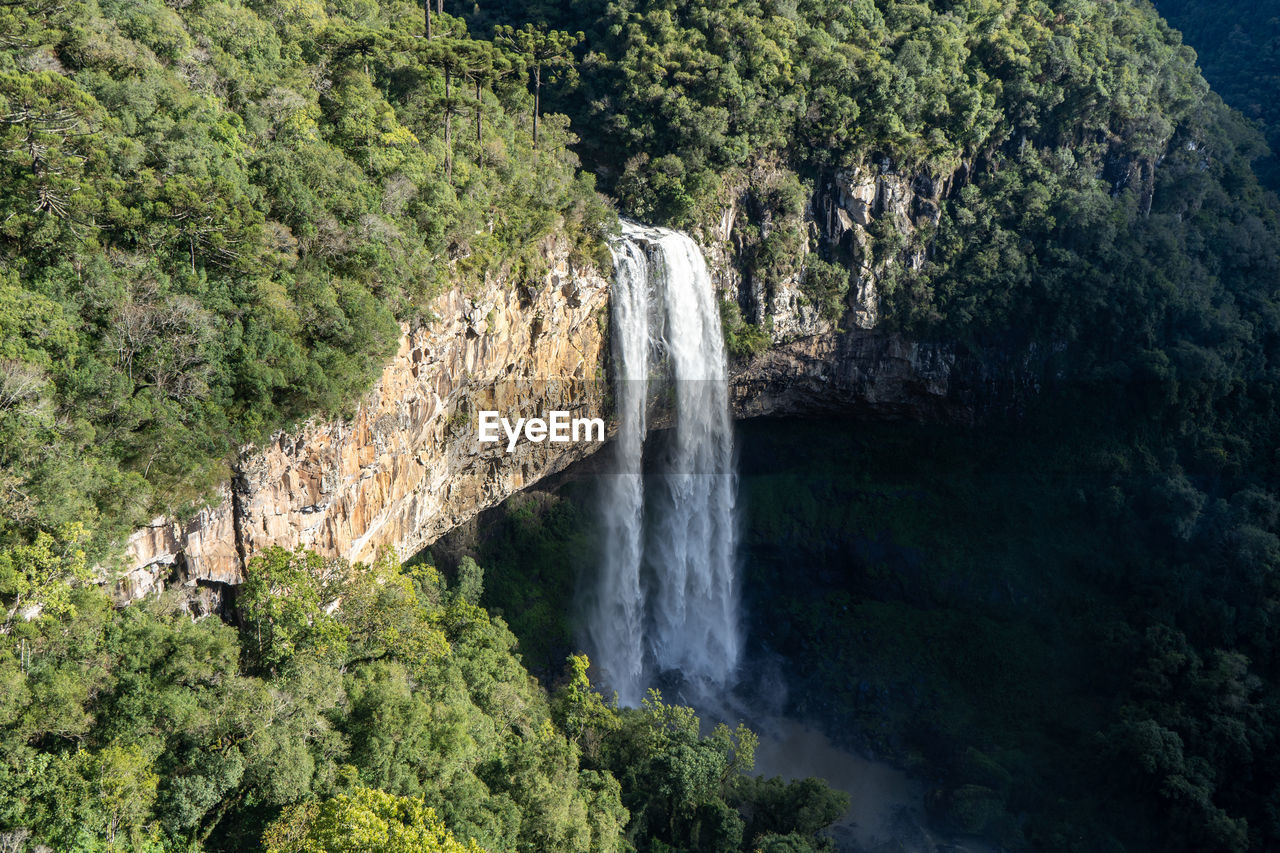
[6,0,1280,850]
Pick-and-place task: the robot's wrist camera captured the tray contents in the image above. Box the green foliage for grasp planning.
[434,489,596,678]
[731,777,847,848]
[1,540,837,853]
[0,551,637,853]
[472,0,1227,217]
[798,258,849,325]
[750,833,827,853]
[438,498,850,852]
[493,23,583,148]
[0,0,612,560]
[0,523,89,635]
[553,653,618,751]
[720,300,771,361]
[452,556,484,606]
[239,548,348,673]
[1155,0,1280,188]
[150,532,848,853]
[462,1,1280,490]
[5,3,1280,853]
[9,743,164,852]
[263,787,484,853]
[571,689,845,853]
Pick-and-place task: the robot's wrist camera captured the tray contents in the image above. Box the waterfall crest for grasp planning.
[589,221,741,706]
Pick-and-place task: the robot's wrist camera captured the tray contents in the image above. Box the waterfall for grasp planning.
[588,221,741,706]
[590,235,649,703]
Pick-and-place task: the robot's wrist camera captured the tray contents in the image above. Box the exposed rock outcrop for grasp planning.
[730,332,963,422]
[119,242,612,601]
[700,165,830,342]
[699,160,954,346]
[815,164,952,330]
[118,162,974,602]
[703,161,966,420]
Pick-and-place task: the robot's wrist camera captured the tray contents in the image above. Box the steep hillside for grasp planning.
[0,0,611,558]
[1155,0,1280,187]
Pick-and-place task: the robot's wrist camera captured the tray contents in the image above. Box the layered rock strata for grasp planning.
[118,245,612,601]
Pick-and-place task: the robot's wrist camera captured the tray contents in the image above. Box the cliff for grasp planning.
[118,165,970,604]
[713,162,972,421]
[118,240,612,604]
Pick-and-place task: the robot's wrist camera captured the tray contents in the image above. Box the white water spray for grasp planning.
[589,221,741,706]
[589,235,650,702]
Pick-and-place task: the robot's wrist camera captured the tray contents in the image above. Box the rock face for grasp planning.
[118,162,976,603]
[700,166,830,342]
[120,242,612,602]
[706,161,968,422]
[730,332,963,422]
[815,165,953,330]
[697,160,955,347]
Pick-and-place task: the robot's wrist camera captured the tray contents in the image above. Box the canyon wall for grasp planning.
[118,166,973,604]
[712,162,972,421]
[118,240,613,604]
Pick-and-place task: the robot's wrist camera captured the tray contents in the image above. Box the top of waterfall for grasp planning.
[617,218,684,244]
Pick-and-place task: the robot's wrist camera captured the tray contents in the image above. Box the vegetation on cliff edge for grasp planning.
[0,0,613,557]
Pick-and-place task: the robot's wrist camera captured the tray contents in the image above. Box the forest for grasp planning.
[4,0,1280,851]
[1154,0,1280,189]
[2,544,846,852]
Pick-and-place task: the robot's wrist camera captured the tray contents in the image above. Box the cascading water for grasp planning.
[588,221,741,706]
[589,235,650,703]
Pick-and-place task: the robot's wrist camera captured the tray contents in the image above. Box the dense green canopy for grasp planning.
[1155,0,1280,189]
[0,0,611,556]
[0,548,845,852]
[4,1,1280,852]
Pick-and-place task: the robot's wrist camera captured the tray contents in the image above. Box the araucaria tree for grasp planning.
[493,23,581,148]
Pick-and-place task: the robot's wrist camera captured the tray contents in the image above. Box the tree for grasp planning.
[0,70,108,250]
[732,776,848,850]
[552,653,618,756]
[238,548,348,674]
[597,691,768,851]
[263,787,485,853]
[315,23,388,77]
[78,745,161,853]
[338,552,449,670]
[492,24,581,148]
[0,524,88,637]
[0,0,605,566]
[423,38,474,180]
[451,39,515,159]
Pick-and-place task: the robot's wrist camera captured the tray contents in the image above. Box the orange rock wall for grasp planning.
[119,245,611,599]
